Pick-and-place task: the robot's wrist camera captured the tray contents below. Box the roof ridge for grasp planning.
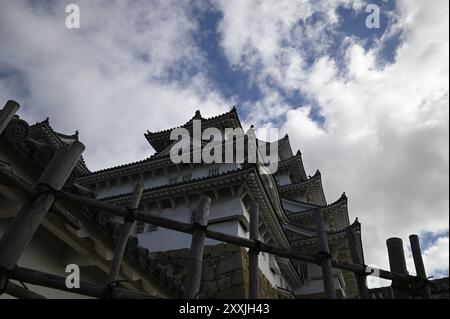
[145,107,238,137]
[287,193,348,216]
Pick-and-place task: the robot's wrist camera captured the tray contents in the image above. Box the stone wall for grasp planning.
[149,243,279,299]
[241,249,279,299]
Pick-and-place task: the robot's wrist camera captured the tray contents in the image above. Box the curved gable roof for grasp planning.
[144,107,241,152]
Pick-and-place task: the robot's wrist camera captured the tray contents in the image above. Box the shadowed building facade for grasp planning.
[0,107,363,298]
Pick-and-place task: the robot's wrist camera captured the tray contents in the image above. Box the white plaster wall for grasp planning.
[295,276,343,297]
[281,198,312,214]
[95,162,240,199]
[237,220,248,239]
[137,219,238,252]
[136,199,288,291]
[137,196,245,251]
[258,253,291,290]
[0,219,104,299]
[294,263,342,296]
[275,174,291,186]
[93,161,291,293]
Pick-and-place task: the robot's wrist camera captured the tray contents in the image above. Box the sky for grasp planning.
[0,0,448,286]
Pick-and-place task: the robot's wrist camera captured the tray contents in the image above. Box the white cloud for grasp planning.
[216,0,449,278]
[0,0,230,170]
[1,0,448,282]
[421,236,449,277]
[406,235,449,278]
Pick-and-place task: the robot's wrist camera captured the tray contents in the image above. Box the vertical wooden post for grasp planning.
[409,234,432,299]
[183,196,211,299]
[0,100,20,135]
[315,208,336,299]
[248,202,259,299]
[386,237,410,299]
[0,141,85,270]
[346,226,369,299]
[106,182,144,286]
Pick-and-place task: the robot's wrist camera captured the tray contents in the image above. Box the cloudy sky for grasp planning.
[0,0,448,284]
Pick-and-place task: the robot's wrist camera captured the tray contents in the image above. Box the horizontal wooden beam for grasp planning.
[57,190,420,284]
[4,281,46,299]
[9,266,159,299]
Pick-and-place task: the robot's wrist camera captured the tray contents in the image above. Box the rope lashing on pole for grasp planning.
[26,183,62,211]
[315,251,332,264]
[192,222,208,232]
[249,239,264,254]
[102,279,128,299]
[124,207,137,223]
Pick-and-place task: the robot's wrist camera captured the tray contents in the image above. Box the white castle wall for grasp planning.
[93,162,293,292]
[275,173,291,186]
[95,163,241,200]
[0,219,102,299]
[281,198,313,214]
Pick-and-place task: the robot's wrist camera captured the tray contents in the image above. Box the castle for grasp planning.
[0,106,363,298]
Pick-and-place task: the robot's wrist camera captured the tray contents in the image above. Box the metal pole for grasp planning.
[183,196,211,299]
[315,208,336,299]
[106,182,144,286]
[248,203,259,299]
[386,237,410,299]
[409,234,432,299]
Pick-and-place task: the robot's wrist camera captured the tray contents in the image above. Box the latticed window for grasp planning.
[208,167,219,177]
[298,263,309,281]
[136,221,145,234]
[169,176,179,184]
[148,224,158,232]
[182,174,192,182]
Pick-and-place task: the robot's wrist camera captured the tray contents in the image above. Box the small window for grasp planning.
[190,210,196,224]
[169,176,179,184]
[148,224,158,232]
[298,263,309,281]
[182,174,192,182]
[208,167,219,177]
[136,221,145,234]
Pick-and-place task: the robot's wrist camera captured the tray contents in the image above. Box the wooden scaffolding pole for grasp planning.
[0,161,82,230]
[248,202,259,299]
[386,237,411,299]
[315,208,336,299]
[409,234,432,299]
[9,266,158,299]
[54,189,422,285]
[183,196,211,299]
[0,141,85,271]
[0,100,20,135]
[3,281,46,299]
[106,182,144,287]
[346,226,369,299]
